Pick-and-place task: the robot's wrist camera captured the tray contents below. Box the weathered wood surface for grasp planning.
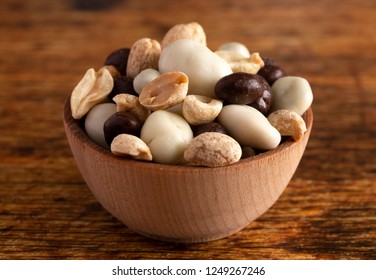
[0,0,375,259]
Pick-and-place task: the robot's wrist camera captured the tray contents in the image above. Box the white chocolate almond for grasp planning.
[158,39,232,98]
[218,104,281,150]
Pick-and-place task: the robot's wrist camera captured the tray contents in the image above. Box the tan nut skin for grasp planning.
[113,93,151,123]
[182,95,223,125]
[216,51,265,74]
[139,71,189,110]
[127,38,161,78]
[161,22,206,49]
[111,134,152,161]
[70,67,114,119]
[267,109,307,141]
[184,132,242,167]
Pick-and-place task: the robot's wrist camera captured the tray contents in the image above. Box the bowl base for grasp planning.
[131,227,244,243]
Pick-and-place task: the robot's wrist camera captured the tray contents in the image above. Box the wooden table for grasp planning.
[0,0,375,260]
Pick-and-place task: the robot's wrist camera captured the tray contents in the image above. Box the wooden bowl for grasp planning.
[63,97,313,243]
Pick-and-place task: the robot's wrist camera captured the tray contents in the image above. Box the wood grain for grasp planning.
[1,0,375,259]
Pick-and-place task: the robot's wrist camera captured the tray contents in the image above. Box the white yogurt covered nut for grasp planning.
[84,103,117,148]
[216,42,251,58]
[184,132,242,167]
[271,76,313,116]
[158,39,232,98]
[182,95,223,125]
[112,93,150,123]
[139,71,189,110]
[111,134,152,161]
[267,109,307,141]
[161,22,206,49]
[218,104,281,150]
[127,38,161,78]
[133,68,161,95]
[70,68,114,119]
[140,110,193,164]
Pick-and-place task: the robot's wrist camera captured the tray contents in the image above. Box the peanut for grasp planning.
[139,71,188,110]
[184,132,242,167]
[126,38,161,78]
[70,67,114,119]
[112,93,151,123]
[161,22,206,49]
[267,109,307,141]
[182,95,223,125]
[111,134,152,161]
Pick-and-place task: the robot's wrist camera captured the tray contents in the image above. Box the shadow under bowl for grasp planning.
[63,98,313,243]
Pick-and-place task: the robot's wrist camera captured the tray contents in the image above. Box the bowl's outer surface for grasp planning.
[63,98,313,243]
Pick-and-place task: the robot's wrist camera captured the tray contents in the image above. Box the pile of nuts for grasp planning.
[70,22,313,167]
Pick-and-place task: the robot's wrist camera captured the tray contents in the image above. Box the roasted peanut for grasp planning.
[70,67,114,119]
[111,134,152,161]
[112,93,150,123]
[139,71,188,110]
[267,109,307,141]
[161,22,206,49]
[182,95,223,125]
[216,51,264,74]
[184,132,242,167]
[127,38,161,78]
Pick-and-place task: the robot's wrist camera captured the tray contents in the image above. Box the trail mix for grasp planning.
[70,22,313,167]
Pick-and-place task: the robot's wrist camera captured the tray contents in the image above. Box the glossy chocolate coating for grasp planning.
[103,112,142,146]
[258,56,286,85]
[104,48,130,75]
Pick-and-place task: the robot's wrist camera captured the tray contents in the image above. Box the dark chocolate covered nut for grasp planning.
[215,72,272,114]
[108,76,137,100]
[257,57,286,85]
[248,88,272,115]
[104,48,131,75]
[241,146,257,159]
[103,112,142,146]
[194,122,227,136]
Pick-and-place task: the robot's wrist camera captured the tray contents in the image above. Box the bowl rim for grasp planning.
[63,96,313,172]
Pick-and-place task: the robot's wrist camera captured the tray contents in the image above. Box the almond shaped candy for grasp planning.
[218,104,281,150]
[158,39,232,98]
